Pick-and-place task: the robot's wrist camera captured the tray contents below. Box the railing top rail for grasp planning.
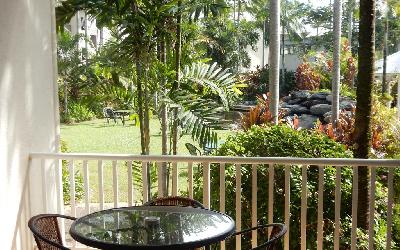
[29,152,400,167]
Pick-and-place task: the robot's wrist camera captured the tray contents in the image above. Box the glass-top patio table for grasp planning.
[70,206,235,250]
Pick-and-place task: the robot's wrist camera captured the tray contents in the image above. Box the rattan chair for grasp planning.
[28,214,76,250]
[143,196,205,209]
[228,223,287,250]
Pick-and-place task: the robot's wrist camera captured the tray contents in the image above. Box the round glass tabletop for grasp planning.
[70,206,235,250]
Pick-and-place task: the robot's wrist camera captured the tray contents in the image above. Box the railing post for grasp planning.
[112,160,119,208]
[188,162,193,199]
[203,162,210,209]
[334,166,341,250]
[368,166,376,249]
[252,164,257,249]
[386,167,394,250]
[68,160,76,217]
[284,165,290,250]
[220,163,226,250]
[142,161,149,203]
[127,161,133,206]
[98,160,104,210]
[236,164,242,250]
[83,160,90,214]
[268,164,274,236]
[351,166,358,250]
[172,162,178,196]
[301,165,307,250]
[317,165,324,250]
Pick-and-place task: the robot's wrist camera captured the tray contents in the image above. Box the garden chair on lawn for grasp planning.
[103,107,123,124]
[28,214,76,250]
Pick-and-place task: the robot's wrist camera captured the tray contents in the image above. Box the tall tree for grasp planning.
[269,0,280,124]
[382,1,390,106]
[353,0,375,231]
[331,0,342,125]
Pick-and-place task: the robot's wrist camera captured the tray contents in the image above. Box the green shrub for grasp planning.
[194,125,391,249]
[61,102,95,123]
[61,140,84,204]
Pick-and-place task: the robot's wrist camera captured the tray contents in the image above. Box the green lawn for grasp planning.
[61,118,233,203]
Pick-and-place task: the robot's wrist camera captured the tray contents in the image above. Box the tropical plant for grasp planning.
[200,17,259,70]
[193,125,359,249]
[240,66,269,101]
[295,61,321,90]
[61,102,96,123]
[241,94,286,130]
[169,62,243,148]
[295,39,357,91]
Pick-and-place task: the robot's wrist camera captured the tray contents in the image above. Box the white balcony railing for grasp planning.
[28,153,400,250]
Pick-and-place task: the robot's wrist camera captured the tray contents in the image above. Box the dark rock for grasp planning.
[340,100,355,111]
[292,91,311,100]
[323,111,332,123]
[288,98,302,105]
[280,108,291,116]
[310,92,329,100]
[301,99,329,109]
[310,104,331,116]
[281,95,292,102]
[298,114,319,129]
[290,105,310,115]
[280,102,289,108]
[326,95,332,103]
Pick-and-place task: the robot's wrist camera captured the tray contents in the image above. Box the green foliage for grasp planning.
[296,39,357,90]
[280,70,296,96]
[60,140,84,205]
[201,17,259,70]
[194,125,359,249]
[61,102,96,124]
[295,61,321,90]
[240,66,269,101]
[240,67,296,100]
[171,62,243,148]
[371,96,400,158]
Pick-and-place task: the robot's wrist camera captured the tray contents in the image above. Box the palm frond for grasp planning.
[180,62,239,109]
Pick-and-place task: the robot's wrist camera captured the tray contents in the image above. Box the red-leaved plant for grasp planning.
[241,93,285,130]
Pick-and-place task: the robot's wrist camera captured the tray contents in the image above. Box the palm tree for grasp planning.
[269,0,280,124]
[331,0,342,126]
[353,0,376,231]
[382,1,389,102]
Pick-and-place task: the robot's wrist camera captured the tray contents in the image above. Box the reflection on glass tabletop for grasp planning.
[70,206,235,250]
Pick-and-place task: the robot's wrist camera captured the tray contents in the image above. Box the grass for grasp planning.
[61,118,233,203]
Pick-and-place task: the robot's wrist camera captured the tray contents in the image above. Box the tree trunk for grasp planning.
[331,0,342,126]
[84,11,88,66]
[175,0,182,86]
[236,0,241,72]
[281,25,285,90]
[143,68,150,155]
[353,0,375,231]
[160,36,168,196]
[348,0,355,88]
[171,0,182,157]
[268,0,280,124]
[382,14,389,106]
[136,62,146,155]
[262,20,265,67]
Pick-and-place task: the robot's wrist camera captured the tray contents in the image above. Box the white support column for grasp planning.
[268,0,280,124]
[331,0,342,125]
